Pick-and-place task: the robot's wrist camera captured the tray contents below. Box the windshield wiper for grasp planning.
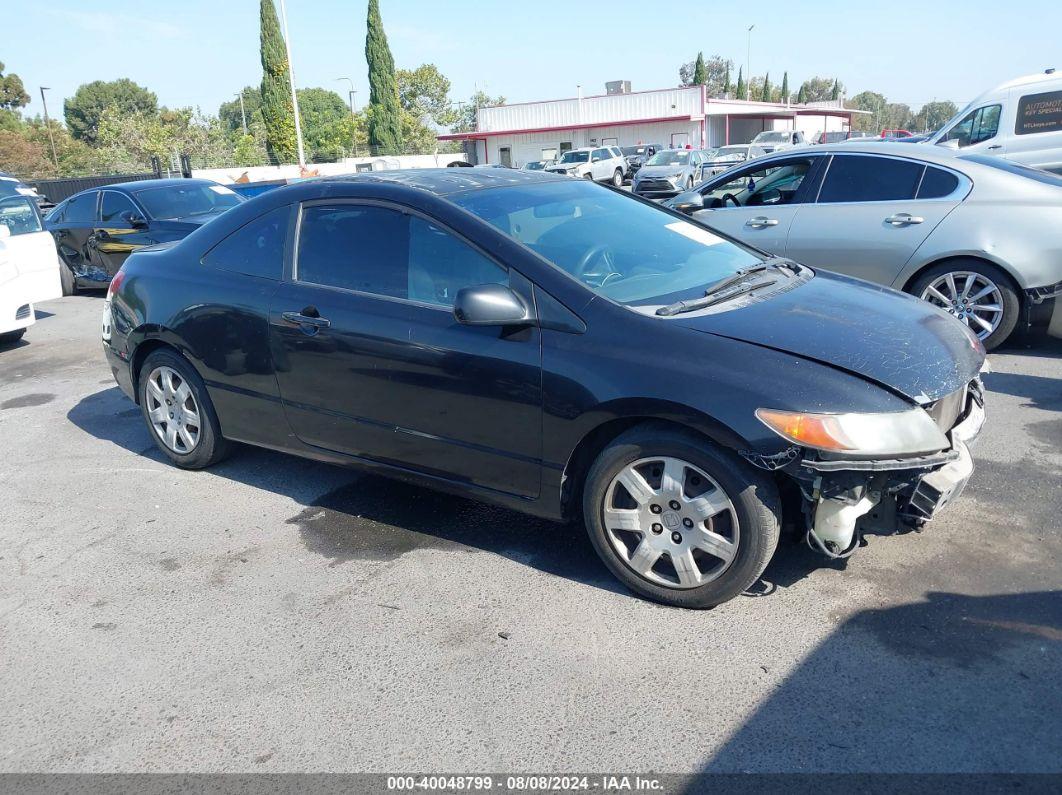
[655,257,799,317]
[655,277,779,316]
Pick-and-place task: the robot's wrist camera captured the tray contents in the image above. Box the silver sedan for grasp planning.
[669,142,1062,349]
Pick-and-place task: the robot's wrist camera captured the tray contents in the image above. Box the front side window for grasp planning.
[100,192,138,224]
[63,192,98,224]
[704,159,813,207]
[818,155,923,203]
[0,195,43,236]
[203,205,290,280]
[296,205,506,307]
[452,180,760,307]
[941,104,1001,147]
[134,183,242,221]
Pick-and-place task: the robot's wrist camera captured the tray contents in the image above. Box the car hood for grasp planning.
[637,165,686,178]
[669,270,984,403]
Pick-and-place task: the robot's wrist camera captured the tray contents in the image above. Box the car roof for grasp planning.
[99,178,221,193]
[314,168,566,196]
[772,140,963,165]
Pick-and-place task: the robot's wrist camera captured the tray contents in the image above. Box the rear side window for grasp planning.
[64,192,98,223]
[818,156,923,203]
[297,205,409,297]
[916,167,960,199]
[203,205,289,280]
[1015,90,1062,136]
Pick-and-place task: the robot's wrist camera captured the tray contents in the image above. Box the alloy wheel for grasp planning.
[920,271,1004,340]
[145,366,201,454]
[602,456,740,589]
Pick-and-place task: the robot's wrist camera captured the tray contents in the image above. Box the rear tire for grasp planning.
[582,423,781,609]
[612,168,623,187]
[909,259,1019,351]
[59,263,77,296]
[0,328,26,345]
[138,348,231,469]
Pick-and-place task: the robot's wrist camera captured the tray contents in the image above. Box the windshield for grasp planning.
[712,147,748,160]
[753,131,789,144]
[559,151,589,164]
[134,183,243,220]
[452,180,760,306]
[645,150,690,166]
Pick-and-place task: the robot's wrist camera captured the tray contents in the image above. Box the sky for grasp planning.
[4,0,1060,123]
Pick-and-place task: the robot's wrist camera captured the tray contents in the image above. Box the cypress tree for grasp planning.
[692,52,707,86]
[366,0,403,155]
[797,83,808,104]
[761,73,771,102]
[735,67,746,102]
[259,0,297,163]
[831,78,841,100]
[780,72,789,103]
[723,65,731,97]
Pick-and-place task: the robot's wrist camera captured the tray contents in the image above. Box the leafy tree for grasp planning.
[451,90,505,133]
[397,64,457,126]
[849,90,887,132]
[796,83,808,104]
[0,62,30,111]
[679,54,734,98]
[63,79,157,143]
[692,53,707,86]
[365,0,402,154]
[298,87,358,161]
[780,72,789,104]
[761,73,771,102]
[796,77,836,104]
[219,86,264,134]
[735,67,746,101]
[259,0,297,163]
[913,100,957,133]
[0,129,50,176]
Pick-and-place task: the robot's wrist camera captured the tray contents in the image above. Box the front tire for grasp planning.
[138,348,231,469]
[910,259,1019,351]
[582,424,781,609]
[59,262,77,296]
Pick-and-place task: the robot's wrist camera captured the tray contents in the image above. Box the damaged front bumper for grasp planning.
[766,380,986,558]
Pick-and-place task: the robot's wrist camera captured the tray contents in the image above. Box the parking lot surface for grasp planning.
[1,295,1059,774]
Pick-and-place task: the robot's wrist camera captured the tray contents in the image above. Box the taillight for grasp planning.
[107,269,126,299]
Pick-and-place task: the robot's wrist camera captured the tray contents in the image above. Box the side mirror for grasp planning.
[937,139,960,151]
[671,190,704,214]
[453,284,534,326]
[120,210,148,228]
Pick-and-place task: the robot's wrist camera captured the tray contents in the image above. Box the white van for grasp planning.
[928,69,1062,174]
[0,186,62,344]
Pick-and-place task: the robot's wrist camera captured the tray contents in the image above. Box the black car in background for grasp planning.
[103,169,985,609]
[620,144,662,181]
[46,178,244,294]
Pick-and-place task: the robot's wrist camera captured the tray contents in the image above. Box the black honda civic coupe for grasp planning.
[102,169,986,608]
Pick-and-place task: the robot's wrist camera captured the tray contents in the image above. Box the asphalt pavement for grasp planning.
[0,294,1059,774]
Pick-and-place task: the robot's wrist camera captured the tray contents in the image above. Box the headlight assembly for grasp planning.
[755,408,949,457]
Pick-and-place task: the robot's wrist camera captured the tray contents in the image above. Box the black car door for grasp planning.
[268,199,543,498]
[93,190,159,276]
[50,191,100,281]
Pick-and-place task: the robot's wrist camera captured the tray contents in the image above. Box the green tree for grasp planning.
[796,77,835,104]
[692,52,707,85]
[760,73,771,102]
[735,67,746,101]
[297,87,358,161]
[451,90,505,133]
[397,64,457,126]
[723,64,731,96]
[830,78,841,100]
[680,54,733,98]
[849,90,887,132]
[219,86,264,134]
[259,0,297,163]
[365,0,403,154]
[780,72,789,103]
[796,83,808,104]
[0,62,30,111]
[913,100,958,133]
[63,79,157,143]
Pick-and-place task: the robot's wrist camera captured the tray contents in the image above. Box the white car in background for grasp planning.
[0,188,62,345]
[545,146,627,186]
[701,144,768,178]
[751,129,809,154]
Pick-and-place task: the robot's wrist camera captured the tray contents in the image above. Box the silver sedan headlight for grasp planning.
[755,407,949,457]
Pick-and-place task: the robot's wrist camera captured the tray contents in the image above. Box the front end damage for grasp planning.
[746,378,987,559]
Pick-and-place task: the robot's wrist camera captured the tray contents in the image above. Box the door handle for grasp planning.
[745,217,779,228]
[885,213,924,226]
[986,144,1003,150]
[282,310,330,329]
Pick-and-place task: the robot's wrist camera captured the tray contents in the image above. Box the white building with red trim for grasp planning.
[439,84,860,166]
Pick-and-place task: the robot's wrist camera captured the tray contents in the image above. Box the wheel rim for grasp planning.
[920,271,1004,340]
[145,366,201,454]
[602,456,740,589]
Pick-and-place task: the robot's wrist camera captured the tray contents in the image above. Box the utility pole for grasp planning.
[277,0,306,168]
[237,90,247,135]
[336,77,358,157]
[39,87,60,176]
[746,24,755,101]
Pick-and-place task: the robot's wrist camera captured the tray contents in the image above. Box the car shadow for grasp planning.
[67,387,626,597]
[685,589,1061,782]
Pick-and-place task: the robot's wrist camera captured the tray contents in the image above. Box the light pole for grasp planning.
[236,90,247,135]
[746,24,755,101]
[39,87,60,176]
[277,0,306,168]
[336,77,358,157]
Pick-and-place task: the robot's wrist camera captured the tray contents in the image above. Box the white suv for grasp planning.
[750,130,808,154]
[546,146,627,185]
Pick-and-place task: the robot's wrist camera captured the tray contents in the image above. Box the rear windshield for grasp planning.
[958,154,1062,188]
[0,195,43,236]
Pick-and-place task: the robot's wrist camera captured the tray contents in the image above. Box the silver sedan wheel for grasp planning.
[602,456,740,589]
[145,366,201,454]
[920,271,1004,340]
